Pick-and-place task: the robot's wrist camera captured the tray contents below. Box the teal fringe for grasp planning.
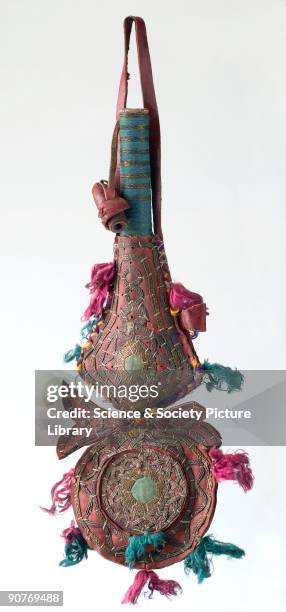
[80,317,95,339]
[63,344,81,363]
[125,532,167,569]
[184,535,245,583]
[59,533,89,567]
[80,315,101,339]
[203,360,244,393]
[64,316,100,362]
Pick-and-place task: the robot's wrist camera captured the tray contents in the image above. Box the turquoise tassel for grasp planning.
[80,315,101,339]
[80,318,95,339]
[203,360,244,393]
[125,532,167,569]
[184,535,245,583]
[63,344,81,363]
[59,533,89,567]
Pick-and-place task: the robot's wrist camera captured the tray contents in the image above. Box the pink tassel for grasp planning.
[82,262,115,321]
[122,571,149,604]
[61,520,79,542]
[170,282,203,311]
[41,468,75,514]
[209,448,254,492]
[121,570,182,604]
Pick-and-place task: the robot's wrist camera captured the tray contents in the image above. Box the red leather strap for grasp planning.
[116,16,162,238]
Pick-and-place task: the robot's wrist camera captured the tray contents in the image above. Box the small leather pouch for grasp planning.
[92,120,129,233]
[179,302,207,332]
[92,180,129,232]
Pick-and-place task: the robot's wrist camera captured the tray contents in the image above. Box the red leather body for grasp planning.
[81,236,202,394]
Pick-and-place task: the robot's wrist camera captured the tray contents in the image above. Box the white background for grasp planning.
[1,0,286,611]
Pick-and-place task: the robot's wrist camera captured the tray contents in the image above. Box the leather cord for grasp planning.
[116,16,162,239]
[108,119,120,190]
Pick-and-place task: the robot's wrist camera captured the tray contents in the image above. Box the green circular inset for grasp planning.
[124,354,144,371]
[131,476,157,503]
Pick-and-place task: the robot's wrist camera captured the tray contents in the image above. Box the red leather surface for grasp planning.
[71,441,217,569]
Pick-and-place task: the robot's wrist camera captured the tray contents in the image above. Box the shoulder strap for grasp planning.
[116,16,162,238]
